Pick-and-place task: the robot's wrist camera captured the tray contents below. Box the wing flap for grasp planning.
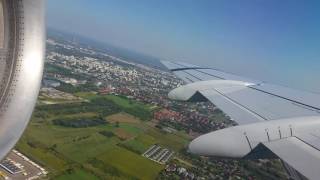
[251,83,320,112]
[200,89,265,124]
[263,137,320,180]
[214,85,320,120]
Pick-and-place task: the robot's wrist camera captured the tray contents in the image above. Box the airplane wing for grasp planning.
[162,61,320,180]
[262,133,320,180]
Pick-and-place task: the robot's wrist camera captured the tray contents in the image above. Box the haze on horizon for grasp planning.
[47,0,320,92]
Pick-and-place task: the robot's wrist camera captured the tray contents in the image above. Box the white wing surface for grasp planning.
[163,61,320,124]
[163,61,320,180]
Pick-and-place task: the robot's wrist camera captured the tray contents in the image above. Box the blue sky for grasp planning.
[47,0,320,92]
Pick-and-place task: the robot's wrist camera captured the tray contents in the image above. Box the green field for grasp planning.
[16,92,190,179]
[55,169,100,180]
[75,93,154,121]
[97,146,163,179]
[74,92,97,100]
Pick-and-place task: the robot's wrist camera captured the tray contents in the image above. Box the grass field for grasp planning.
[145,128,189,151]
[74,92,97,100]
[38,94,83,104]
[97,146,163,180]
[75,93,149,110]
[114,128,134,140]
[75,93,154,121]
[120,139,149,154]
[16,94,191,179]
[106,112,140,124]
[55,169,100,180]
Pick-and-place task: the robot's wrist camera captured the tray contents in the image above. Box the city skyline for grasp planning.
[47,0,320,92]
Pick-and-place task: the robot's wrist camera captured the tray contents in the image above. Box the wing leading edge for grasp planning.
[163,61,320,180]
[163,61,320,125]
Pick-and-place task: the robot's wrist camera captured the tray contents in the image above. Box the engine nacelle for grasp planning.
[0,0,45,160]
[188,116,320,158]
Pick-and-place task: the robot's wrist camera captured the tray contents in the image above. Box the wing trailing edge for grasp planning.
[163,61,320,179]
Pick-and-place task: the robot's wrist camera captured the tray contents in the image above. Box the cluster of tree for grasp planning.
[72,135,90,142]
[26,140,47,149]
[99,131,115,138]
[52,117,107,128]
[157,119,184,131]
[117,143,141,155]
[36,100,121,117]
[123,106,152,121]
[45,63,87,80]
[92,96,153,121]
[45,63,99,93]
[55,81,99,94]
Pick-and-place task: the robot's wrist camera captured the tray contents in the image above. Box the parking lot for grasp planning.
[0,150,47,180]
